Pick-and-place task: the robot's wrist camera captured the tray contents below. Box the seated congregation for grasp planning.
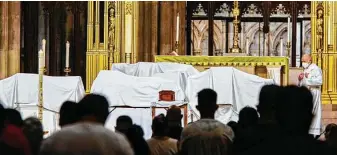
[0,85,337,155]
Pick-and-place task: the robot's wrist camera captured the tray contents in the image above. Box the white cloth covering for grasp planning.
[267,67,281,85]
[104,65,274,134]
[0,73,85,111]
[299,63,323,136]
[91,70,185,107]
[186,67,274,122]
[103,66,274,135]
[0,73,85,136]
[111,62,199,77]
[0,76,16,107]
[112,62,199,92]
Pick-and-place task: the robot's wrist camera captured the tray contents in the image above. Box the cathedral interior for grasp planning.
[0,1,337,123]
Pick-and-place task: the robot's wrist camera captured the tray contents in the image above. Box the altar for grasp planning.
[154,56,289,86]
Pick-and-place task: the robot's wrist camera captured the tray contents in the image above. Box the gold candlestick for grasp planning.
[64,67,71,76]
[125,53,131,64]
[229,1,242,53]
[286,42,291,57]
[38,67,46,122]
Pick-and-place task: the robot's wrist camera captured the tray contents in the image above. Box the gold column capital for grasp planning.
[125,2,133,15]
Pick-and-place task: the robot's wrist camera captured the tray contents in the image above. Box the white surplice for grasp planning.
[299,63,323,136]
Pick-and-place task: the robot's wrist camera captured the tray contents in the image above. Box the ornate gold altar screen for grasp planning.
[311,2,337,104]
[155,56,289,85]
[86,1,337,104]
[86,1,139,92]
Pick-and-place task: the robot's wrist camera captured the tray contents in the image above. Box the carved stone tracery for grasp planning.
[214,3,231,17]
[193,3,207,17]
[270,3,291,17]
[298,4,310,17]
[242,3,262,17]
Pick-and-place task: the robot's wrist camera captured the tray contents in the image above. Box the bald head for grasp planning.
[301,54,312,68]
[301,54,312,63]
[40,123,133,155]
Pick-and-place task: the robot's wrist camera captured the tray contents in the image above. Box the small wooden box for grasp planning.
[159,90,175,101]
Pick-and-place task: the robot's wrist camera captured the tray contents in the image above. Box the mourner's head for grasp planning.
[166,105,183,126]
[77,94,110,125]
[151,114,168,137]
[257,84,282,120]
[59,101,79,127]
[116,115,133,135]
[4,108,23,127]
[301,54,312,69]
[40,123,133,155]
[196,89,218,119]
[276,86,313,134]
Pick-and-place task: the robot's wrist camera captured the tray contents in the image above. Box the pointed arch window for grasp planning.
[186,1,311,67]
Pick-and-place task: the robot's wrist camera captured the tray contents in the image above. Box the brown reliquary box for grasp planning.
[159,90,175,101]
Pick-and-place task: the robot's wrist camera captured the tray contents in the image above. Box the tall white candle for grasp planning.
[42,39,46,53]
[66,41,70,68]
[287,16,290,42]
[38,49,45,69]
[125,14,132,54]
[246,37,249,54]
[280,37,284,56]
[176,13,180,42]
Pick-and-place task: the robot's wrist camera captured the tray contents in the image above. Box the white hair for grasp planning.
[39,123,133,155]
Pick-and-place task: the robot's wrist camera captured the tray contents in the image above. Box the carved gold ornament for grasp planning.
[125,2,132,15]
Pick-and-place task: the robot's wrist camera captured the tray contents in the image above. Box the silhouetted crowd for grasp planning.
[1,85,337,155]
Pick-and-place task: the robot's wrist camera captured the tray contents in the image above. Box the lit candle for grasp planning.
[66,41,70,68]
[287,16,290,42]
[246,37,249,54]
[280,37,283,56]
[176,13,180,42]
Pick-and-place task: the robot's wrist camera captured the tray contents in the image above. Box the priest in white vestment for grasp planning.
[298,54,322,136]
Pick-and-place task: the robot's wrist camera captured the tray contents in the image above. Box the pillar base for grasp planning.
[322,93,337,104]
[330,93,337,104]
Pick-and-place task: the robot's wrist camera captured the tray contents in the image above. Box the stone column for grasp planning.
[175,2,186,55]
[159,2,173,55]
[0,2,9,79]
[8,2,20,76]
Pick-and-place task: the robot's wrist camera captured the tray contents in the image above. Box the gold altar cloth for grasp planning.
[155,56,289,85]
